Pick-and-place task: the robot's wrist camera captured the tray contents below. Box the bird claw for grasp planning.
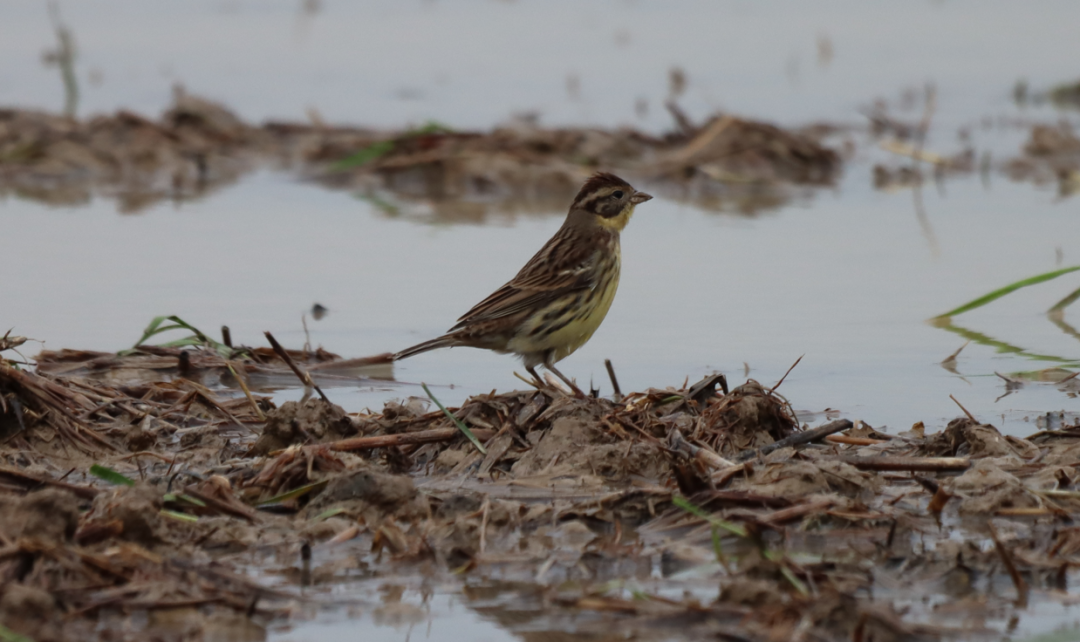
[543,372,585,398]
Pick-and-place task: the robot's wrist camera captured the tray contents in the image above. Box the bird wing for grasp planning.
[449,230,600,331]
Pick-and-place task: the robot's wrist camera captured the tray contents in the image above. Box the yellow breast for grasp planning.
[509,243,621,363]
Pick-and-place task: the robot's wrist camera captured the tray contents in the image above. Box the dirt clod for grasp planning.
[250,398,355,455]
[13,488,80,544]
[96,484,166,547]
[4,331,1079,641]
[320,467,417,508]
[0,584,60,642]
[701,380,798,456]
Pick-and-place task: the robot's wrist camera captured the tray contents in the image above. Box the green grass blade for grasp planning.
[311,507,347,521]
[129,314,230,356]
[255,479,329,506]
[355,191,401,217]
[153,336,205,349]
[709,524,732,571]
[136,316,211,344]
[933,320,1080,364]
[778,564,810,596]
[160,315,213,344]
[330,140,395,171]
[140,325,187,341]
[178,494,206,507]
[763,549,810,596]
[0,623,36,642]
[933,266,1080,319]
[330,123,453,172]
[160,509,199,523]
[163,493,207,507]
[137,315,169,341]
[422,383,487,455]
[89,464,136,487]
[672,495,747,538]
[413,120,454,135]
[134,315,172,347]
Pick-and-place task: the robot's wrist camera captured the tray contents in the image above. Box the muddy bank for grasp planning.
[5,88,1076,228]
[0,89,842,218]
[4,336,1080,640]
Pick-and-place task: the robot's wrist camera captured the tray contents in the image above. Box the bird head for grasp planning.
[570,172,652,231]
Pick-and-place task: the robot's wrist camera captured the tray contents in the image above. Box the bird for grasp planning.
[393,172,652,394]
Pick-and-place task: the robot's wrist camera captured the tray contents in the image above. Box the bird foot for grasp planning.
[522,367,585,398]
[541,372,585,398]
[514,370,545,390]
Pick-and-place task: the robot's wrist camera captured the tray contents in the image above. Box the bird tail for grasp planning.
[393,335,458,361]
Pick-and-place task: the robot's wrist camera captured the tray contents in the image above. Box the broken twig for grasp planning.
[326,427,496,453]
[949,394,979,424]
[605,359,622,403]
[736,419,853,462]
[264,331,330,403]
[841,456,970,472]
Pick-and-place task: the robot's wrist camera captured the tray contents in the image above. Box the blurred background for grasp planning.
[2,0,1080,435]
[3,0,1079,131]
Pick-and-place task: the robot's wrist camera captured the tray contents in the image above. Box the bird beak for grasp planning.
[631,191,653,205]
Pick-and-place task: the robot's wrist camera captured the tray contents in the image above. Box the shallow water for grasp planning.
[4,2,1079,435]
[272,589,517,642]
[4,164,1078,435]
[4,3,1080,638]
[3,0,1080,134]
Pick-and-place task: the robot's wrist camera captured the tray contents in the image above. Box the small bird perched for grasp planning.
[393,172,652,393]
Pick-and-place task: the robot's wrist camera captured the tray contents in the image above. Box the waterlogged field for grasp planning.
[2,2,1080,641]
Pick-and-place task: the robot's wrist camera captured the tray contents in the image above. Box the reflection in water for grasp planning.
[43,3,78,119]
[0,92,255,212]
[1050,309,1080,346]
[911,183,940,258]
[7,6,849,222]
[932,316,1080,376]
[1,95,840,221]
[354,174,812,226]
[930,263,1080,382]
[34,343,396,394]
[314,108,842,225]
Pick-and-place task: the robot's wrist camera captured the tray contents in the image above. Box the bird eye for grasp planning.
[612,190,624,199]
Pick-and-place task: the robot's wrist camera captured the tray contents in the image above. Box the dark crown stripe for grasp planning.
[572,172,630,209]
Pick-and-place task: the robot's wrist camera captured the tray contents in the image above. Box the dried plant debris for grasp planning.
[859,86,1080,200]
[1005,122,1080,198]
[7,336,1080,639]
[863,95,978,193]
[0,91,841,217]
[35,345,392,390]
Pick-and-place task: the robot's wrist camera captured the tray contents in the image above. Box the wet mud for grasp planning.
[1,90,838,219]
[4,339,1080,640]
[3,82,1080,639]
[4,89,1075,230]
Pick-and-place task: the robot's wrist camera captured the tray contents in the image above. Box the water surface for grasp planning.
[3,3,1080,637]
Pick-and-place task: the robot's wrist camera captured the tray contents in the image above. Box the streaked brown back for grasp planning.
[449,223,605,331]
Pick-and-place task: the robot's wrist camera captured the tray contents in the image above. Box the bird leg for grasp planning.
[543,360,585,398]
[525,366,545,388]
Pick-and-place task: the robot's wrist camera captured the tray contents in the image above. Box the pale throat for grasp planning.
[594,203,636,232]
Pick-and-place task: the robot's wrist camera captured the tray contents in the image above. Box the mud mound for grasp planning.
[248,398,356,456]
[7,335,1080,639]
[7,488,81,544]
[1,94,841,217]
